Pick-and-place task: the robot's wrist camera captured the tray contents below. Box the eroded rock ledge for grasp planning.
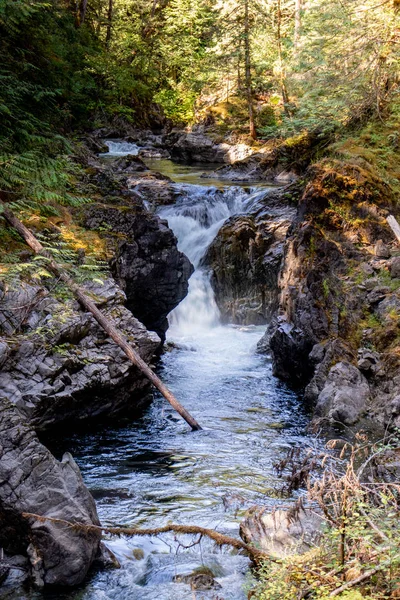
[0,279,161,431]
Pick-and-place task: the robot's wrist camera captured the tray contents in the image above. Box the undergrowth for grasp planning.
[251,433,400,600]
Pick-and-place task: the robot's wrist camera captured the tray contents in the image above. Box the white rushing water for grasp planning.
[101,140,140,156]
[159,185,267,338]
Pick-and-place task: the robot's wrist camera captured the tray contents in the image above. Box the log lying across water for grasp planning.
[0,203,202,431]
[22,512,272,561]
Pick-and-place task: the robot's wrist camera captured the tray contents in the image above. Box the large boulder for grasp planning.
[0,278,161,430]
[85,204,193,339]
[169,132,243,164]
[0,400,103,587]
[126,172,177,207]
[204,192,295,324]
[240,506,324,558]
[314,361,371,425]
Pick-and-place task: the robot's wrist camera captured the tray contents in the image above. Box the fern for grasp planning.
[0,230,108,290]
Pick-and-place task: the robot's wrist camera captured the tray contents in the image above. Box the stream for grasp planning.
[3,143,320,600]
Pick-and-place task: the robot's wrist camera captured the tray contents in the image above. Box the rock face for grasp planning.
[84,204,193,339]
[0,278,161,430]
[0,400,102,587]
[240,506,324,558]
[204,190,295,324]
[167,132,253,164]
[263,159,400,428]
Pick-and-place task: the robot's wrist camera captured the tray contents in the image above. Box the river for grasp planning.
[3,142,319,600]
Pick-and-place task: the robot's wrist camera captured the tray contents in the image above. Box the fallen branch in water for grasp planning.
[22,512,272,561]
[0,202,202,431]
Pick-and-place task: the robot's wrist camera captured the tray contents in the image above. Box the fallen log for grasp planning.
[22,512,273,561]
[0,203,202,431]
[387,214,400,245]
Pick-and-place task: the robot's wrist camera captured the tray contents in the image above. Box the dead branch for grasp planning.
[21,512,272,561]
[329,554,400,596]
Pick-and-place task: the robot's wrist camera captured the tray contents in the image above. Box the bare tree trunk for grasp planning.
[78,0,88,26]
[237,36,242,91]
[277,0,290,114]
[294,0,301,52]
[244,0,256,139]
[106,0,113,47]
[151,0,158,18]
[0,204,202,432]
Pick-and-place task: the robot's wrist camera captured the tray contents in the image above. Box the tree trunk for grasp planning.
[0,204,202,432]
[277,0,290,114]
[244,0,256,139]
[294,0,301,52]
[78,0,88,26]
[106,0,113,47]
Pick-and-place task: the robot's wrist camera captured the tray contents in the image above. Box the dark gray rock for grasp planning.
[126,173,176,206]
[138,148,170,159]
[357,349,381,374]
[169,133,247,164]
[390,256,400,278]
[304,340,355,402]
[204,190,295,324]
[0,279,161,430]
[0,400,102,587]
[113,154,148,173]
[374,240,391,258]
[85,205,193,339]
[269,318,315,385]
[314,361,370,425]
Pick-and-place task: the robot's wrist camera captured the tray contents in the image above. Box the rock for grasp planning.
[169,132,237,164]
[375,293,400,321]
[390,256,400,278]
[269,319,314,385]
[81,135,109,154]
[366,286,390,306]
[256,330,270,353]
[357,349,380,374]
[374,240,391,258]
[173,567,221,590]
[0,400,103,587]
[360,262,375,276]
[138,148,170,159]
[85,205,193,339]
[0,279,161,430]
[274,170,298,183]
[314,361,370,425]
[204,190,295,324]
[203,154,267,182]
[112,154,148,173]
[126,173,176,206]
[240,506,324,558]
[304,340,355,402]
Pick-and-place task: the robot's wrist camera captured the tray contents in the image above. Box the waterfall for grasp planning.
[102,141,140,156]
[158,184,266,338]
